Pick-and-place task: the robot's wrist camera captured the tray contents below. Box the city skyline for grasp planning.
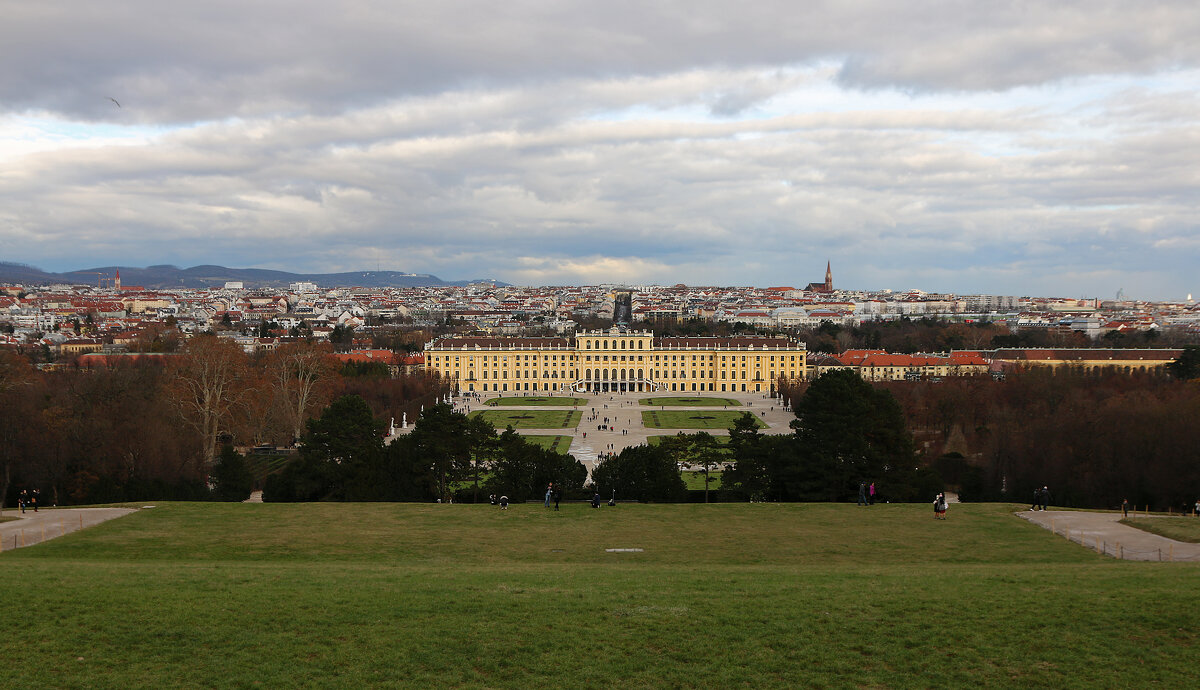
[2,2,1198,301]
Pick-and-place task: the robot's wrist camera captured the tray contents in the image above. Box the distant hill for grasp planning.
[0,262,506,289]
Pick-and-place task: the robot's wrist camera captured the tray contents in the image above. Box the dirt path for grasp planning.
[0,507,137,551]
[1019,509,1200,561]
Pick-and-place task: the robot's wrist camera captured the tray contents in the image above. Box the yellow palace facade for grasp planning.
[425,328,807,395]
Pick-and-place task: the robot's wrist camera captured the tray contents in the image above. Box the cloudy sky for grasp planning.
[1,1,1198,299]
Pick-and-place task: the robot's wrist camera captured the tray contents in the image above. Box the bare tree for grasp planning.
[170,336,251,469]
[268,341,337,443]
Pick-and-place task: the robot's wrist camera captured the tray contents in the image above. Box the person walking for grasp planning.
[1040,486,1050,511]
[1122,498,1129,517]
[545,483,553,508]
[858,482,868,506]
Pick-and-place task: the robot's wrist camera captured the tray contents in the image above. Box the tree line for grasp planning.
[0,338,448,507]
[873,364,1200,511]
[4,338,1196,509]
[263,398,587,504]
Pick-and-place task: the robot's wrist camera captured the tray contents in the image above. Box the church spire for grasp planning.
[824,261,832,292]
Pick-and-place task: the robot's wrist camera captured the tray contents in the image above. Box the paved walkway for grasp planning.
[0,507,137,551]
[1019,509,1200,561]
[449,390,793,478]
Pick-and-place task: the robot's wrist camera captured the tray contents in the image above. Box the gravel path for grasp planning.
[1019,509,1200,561]
[0,507,137,551]
[449,390,793,479]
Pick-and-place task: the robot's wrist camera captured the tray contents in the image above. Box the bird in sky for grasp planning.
[108,97,121,108]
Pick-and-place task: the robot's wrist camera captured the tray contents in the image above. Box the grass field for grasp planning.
[485,396,587,407]
[2,502,1198,687]
[643,409,767,429]
[243,452,296,484]
[682,470,723,490]
[470,409,582,429]
[520,435,573,454]
[1121,517,1200,543]
[639,396,742,407]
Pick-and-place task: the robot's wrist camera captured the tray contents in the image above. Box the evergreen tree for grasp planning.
[1168,346,1200,380]
[264,394,384,501]
[484,427,587,503]
[591,444,687,503]
[790,369,918,502]
[210,444,254,501]
[406,403,472,501]
[721,413,778,500]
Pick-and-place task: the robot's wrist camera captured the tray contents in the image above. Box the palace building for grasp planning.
[424,328,807,395]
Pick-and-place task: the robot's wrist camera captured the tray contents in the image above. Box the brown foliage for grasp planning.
[169,336,253,469]
[882,370,1200,509]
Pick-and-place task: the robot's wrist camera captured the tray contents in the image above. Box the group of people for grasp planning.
[933,492,949,519]
[544,483,561,510]
[857,482,877,506]
[17,489,40,513]
[488,494,510,509]
[1030,486,1051,511]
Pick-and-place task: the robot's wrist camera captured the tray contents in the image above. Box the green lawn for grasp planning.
[485,396,587,407]
[642,409,767,429]
[639,396,742,407]
[243,452,296,485]
[682,470,723,490]
[2,502,1198,686]
[470,409,582,429]
[1121,517,1200,543]
[521,434,573,454]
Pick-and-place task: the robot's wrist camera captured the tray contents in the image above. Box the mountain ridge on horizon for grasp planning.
[0,262,507,289]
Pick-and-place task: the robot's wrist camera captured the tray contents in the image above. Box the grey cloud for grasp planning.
[5,83,1197,297]
[4,1,1200,123]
